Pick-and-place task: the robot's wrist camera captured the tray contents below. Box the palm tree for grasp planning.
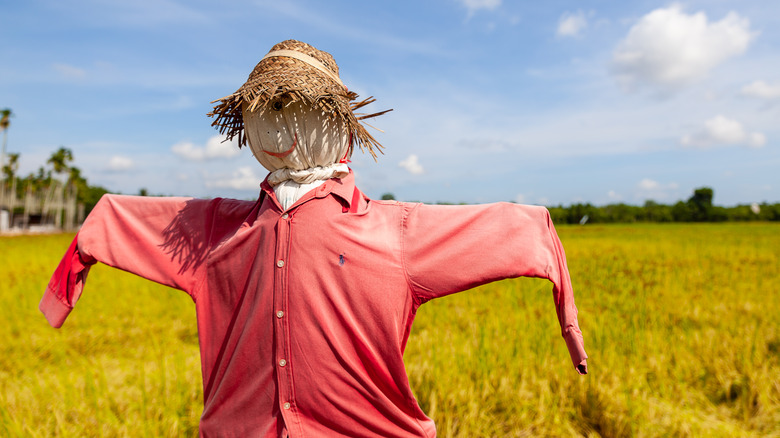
[47,147,74,177]
[1,108,12,182]
[1,153,19,182]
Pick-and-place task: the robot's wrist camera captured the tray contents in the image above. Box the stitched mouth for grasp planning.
[262,133,297,158]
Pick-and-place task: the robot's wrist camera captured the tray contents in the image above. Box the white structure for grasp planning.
[0,181,80,234]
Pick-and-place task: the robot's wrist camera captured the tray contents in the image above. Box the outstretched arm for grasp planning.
[402,202,588,374]
[40,194,219,328]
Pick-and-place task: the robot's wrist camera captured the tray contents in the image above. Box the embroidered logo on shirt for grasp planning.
[339,253,345,266]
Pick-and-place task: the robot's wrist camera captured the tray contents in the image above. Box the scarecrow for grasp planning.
[41,40,588,437]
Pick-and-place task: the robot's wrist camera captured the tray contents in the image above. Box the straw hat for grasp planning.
[208,40,390,159]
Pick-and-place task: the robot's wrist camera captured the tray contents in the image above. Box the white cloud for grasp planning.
[636,179,679,202]
[460,0,501,18]
[513,193,525,204]
[206,167,263,191]
[638,179,660,190]
[748,132,768,147]
[171,135,240,161]
[398,154,424,175]
[741,80,780,100]
[52,63,86,79]
[557,11,588,37]
[612,5,754,92]
[607,190,621,201]
[107,155,134,171]
[681,115,767,148]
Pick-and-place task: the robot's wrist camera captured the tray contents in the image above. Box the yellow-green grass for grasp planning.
[1,223,778,437]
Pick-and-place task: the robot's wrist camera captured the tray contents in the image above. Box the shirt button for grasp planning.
[277,260,285,268]
[282,213,289,219]
[279,359,287,367]
[283,402,291,410]
[276,310,284,318]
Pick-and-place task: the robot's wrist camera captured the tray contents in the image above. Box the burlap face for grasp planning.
[243,99,351,172]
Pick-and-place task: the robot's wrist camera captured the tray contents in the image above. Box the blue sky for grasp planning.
[2,0,779,206]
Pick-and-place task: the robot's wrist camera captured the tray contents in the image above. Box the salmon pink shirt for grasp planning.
[40,171,587,437]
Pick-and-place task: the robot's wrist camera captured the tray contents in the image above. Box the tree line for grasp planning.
[5,148,779,224]
[382,188,780,224]
[546,187,780,224]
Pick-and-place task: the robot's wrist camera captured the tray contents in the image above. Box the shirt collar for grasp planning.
[260,169,356,210]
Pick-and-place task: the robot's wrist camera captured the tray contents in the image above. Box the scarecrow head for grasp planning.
[209,40,390,178]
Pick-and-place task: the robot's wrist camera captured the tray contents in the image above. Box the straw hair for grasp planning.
[208,40,391,159]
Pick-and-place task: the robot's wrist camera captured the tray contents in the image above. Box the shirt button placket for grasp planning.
[275,211,295,423]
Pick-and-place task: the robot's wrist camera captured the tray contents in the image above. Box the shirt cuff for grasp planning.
[39,286,73,328]
[563,326,588,374]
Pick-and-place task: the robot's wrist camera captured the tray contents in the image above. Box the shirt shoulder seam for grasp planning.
[400,202,425,307]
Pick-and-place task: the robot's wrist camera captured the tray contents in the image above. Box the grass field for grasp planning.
[1,223,778,437]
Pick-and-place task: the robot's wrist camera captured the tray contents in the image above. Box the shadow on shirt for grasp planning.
[158,195,265,277]
[158,198,215,277]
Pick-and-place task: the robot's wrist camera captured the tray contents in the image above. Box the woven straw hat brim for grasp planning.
[208,40,390,159]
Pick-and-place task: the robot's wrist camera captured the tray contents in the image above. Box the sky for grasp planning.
[2,0,779,206]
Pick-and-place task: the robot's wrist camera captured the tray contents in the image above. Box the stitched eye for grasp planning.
[271,100,283,111]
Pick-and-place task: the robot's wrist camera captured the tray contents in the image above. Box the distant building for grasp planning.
[0,181,81,234]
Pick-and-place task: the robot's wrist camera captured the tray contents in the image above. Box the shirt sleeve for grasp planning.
[39,194,218,328]
[402,202,588,374]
